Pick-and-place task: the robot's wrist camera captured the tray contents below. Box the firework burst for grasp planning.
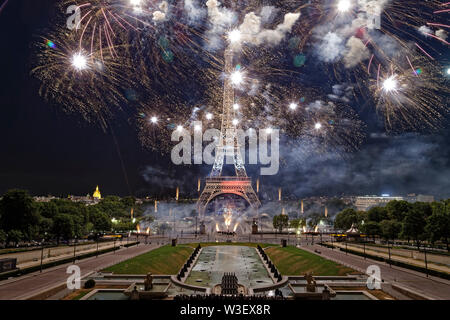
[371,55,449,131]
[31,29,133,128]
[60,0,156,57]
[32,0,450,157]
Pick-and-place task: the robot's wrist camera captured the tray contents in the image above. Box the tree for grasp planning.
[425,203,450,251]
[360,221,381,241]
[112,220,138,233]
[51,200,88,238]
[8,229,23,247]
[96,196,140,218]
[334,208,359,230]
[37,201,59,219]
[367,206,388,223]
[289,218,306,230]
[0,189,40,240]
[52,214,75,243]
[380,219,402,242]
[121,196,136,208]
[91,211,112,232]
[385,200,410,222]
[402,205,427,250]
[273,215,289,232]
[0,229,6,246]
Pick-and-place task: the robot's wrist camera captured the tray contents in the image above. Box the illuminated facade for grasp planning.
[355,195,405,211]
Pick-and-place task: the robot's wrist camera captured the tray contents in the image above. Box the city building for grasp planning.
[406,194,435,203]
[355,194,435,211]
[33,196,57,202]
[34,186,103,206]
[355,195,405,211]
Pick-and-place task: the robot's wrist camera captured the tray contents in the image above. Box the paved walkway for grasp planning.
[299,243,450,300]
[329,242,450,274]
[0,243,160,300]
[1,241,129,269]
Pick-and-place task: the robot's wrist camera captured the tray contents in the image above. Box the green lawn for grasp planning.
[266,246,356,276]
[72,290,90,300]
[103,245,193,275]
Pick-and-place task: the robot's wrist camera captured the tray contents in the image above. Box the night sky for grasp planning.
[0,1,449,199]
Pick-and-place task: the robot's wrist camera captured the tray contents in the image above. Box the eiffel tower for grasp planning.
[197,46,260,219]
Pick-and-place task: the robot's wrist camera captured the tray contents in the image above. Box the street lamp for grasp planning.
[388,242,391,267]
[40,232,47,273]
[96,233,100,258]
[73,236,77,263]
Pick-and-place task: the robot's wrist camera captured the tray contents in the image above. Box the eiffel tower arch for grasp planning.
[197,47,260,219]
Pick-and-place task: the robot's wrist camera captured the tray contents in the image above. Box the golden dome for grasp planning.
[93,186,102,199]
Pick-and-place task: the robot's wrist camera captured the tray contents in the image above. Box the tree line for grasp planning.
[272,213,331,233]
[334,199,450,251]
[0,189,152,247]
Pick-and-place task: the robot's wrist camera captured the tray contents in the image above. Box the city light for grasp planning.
[315,122,322,130]
[177,125,183,131]
[206,113,213,120]
[232,118,239,126]
[233,103,240,110]
[71,52,88,71]
[447,68,450,75]
[266,127,273,134]
[194,124,202,131]
[150,116,158,124]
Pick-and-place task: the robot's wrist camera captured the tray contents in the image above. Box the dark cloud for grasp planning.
[258,131,450,199]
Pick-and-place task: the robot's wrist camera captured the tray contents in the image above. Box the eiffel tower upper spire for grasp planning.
[211,46,247,177]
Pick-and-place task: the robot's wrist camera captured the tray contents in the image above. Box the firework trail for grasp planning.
[0,0,9,16]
